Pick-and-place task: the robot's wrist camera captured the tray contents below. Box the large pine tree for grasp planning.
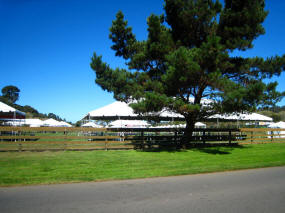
[91,0,285,143]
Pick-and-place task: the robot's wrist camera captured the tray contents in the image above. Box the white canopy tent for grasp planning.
[195,122,207,128]
[268,121,285,128]
[3,120,23,126]
[0,101,25,119]
[2,119,72,127]
[87,102,136,118]
[24,119,44,127]
[81,122,103,128]
[150,122,206,128]
[108,119,149,128]
[42,118,62,127]
[268,121,285,138]
[209,112,273,122]
[58,121,72,127]
[84,101,184,121]
[84,100,218,121]
[84,101,273,124]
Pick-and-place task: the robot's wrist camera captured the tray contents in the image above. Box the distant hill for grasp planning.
[0,96,66,121]
[258,106,285,122]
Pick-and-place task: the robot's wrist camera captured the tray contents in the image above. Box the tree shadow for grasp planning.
[135,145,187,153]
[192,144,249,155]
[194,147,231,155]
[134,142,249,154]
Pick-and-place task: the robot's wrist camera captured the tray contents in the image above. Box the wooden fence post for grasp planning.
[175,131,177,147]
[105,132,108,151]
[229,130,232,145]
[18,143,22,152]
[141,130,144,150]
[64,128,67,151]
[202,130,206,145]
[251,131,253,143]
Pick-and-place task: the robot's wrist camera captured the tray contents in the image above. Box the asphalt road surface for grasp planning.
[1,167,285,213]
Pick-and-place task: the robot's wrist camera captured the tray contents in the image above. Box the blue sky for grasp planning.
[1,0,285,122]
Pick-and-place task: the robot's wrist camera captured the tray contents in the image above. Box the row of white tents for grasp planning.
[4,118,72,127]
[0,100,281,129]
[79,101,278,129]
[0,101,72,127]
[82,101,273,128]
[84,101,273,122]
[81,120,149,128]
[82,120,207,128]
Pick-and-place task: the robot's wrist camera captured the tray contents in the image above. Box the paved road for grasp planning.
[1,167,285,213]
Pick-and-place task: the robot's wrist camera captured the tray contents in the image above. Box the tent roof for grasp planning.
[82,122,102,128]
[108,119,149,128]
[268,121,285,128]
[24,119,43,125]
[150,122,205,128]
[84,101,272,122]
[85,101,184,121]
[195,122,206,127]
[42,119,72,127]
[88,102,136,117]
[58,121,72,127]
[0,101,17,112]
[42,118,61,126]
[209,112,273,121]
[0,101,25,118]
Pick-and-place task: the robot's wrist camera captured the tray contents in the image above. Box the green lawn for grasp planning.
[1,143,285,186]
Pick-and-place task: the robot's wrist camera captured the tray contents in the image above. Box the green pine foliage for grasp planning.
[90,0,285,141]
[1,85,20,104]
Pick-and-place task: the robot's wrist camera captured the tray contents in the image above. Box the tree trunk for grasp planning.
[181,117,196,149]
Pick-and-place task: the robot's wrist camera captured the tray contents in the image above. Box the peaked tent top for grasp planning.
[84,101,184,121]
[58,121,72,127]
[0,101,25,119]
[108,119,149,128]
[24,119,44,127]
[42,118,61,127]
[88,102,137,118]
[84,101,273,122]
[82,122,103,128]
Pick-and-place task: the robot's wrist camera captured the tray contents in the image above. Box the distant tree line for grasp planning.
[258,106,285,122]
[0,85,66,121]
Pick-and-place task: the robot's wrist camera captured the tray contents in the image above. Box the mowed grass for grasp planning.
[1,143,285,186]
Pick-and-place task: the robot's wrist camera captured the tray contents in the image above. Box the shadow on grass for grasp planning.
[191,144,249,155]
[138,148,187,153]
[135,142,249,154]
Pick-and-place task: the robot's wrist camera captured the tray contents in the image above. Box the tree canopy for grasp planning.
[91,0,285,141]
[1,85,20,104]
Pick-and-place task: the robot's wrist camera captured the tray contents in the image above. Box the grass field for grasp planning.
[0,143,285,186]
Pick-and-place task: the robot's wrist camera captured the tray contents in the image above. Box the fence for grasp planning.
[239,128,285,144]
[0,126,284,151]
